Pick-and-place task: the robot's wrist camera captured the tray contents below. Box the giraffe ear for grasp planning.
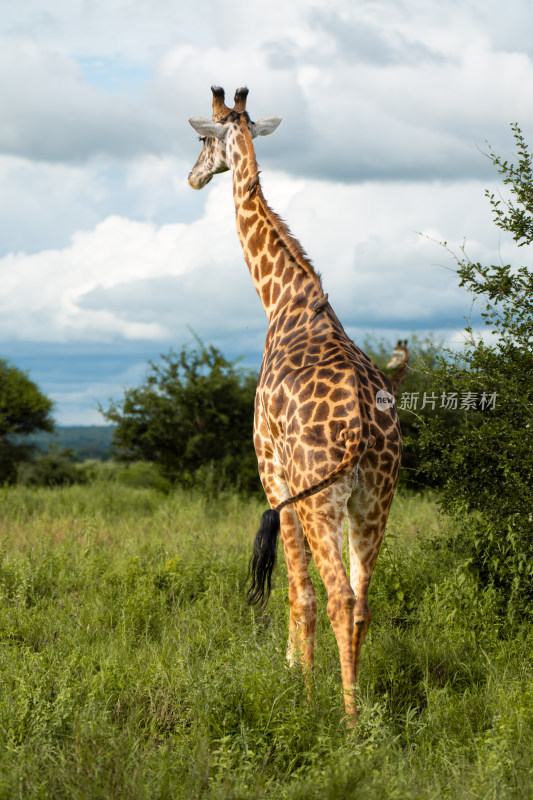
[251,117,282,138]
[188,117,228,140]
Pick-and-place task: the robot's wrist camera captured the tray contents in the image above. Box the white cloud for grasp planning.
[4,1,533,178]
[3,170,524,352]
[0,177,250,343]
[0,36,168,162]
[0,0,208,61]
[1,0,532,423]
[0,151,207,257]
[0,155,99,254]
[151,7,533,183]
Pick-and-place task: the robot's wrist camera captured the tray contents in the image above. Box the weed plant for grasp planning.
[1,482,532,798]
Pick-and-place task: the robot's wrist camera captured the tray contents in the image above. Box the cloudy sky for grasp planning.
[2,0,533,424]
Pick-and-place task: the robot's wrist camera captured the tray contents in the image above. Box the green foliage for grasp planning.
[487,122,533,247]
[17,446,88,488]
[0,359,54,483]
[101,337,260,494]
[1,484,533,798]
[416,123,533,620]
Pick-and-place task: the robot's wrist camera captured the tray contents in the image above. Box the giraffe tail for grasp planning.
[246,426,371,610]
[246,509,280,608]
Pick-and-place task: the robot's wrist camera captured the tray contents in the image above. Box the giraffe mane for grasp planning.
[238,114,323,292]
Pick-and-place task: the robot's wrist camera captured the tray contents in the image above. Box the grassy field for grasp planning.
[1,480,532,799]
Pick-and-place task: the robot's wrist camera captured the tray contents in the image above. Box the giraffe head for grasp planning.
[188,86,281,190]
[386,340,409,370]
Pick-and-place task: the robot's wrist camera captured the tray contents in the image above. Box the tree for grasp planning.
[101,338,260,493]
[0,359,54,483]
[416,124,533,620]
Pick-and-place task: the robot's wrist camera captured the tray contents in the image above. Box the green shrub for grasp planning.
[17,447,87,487]
[416,124,533,622]
[100,337,260,495]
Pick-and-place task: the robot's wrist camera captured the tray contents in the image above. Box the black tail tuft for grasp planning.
[246,509,280,608]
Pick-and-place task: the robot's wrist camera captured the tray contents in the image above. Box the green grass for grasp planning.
[1,482,532,799]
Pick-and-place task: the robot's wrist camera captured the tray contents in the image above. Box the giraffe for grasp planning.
[188,86,402,724]
[386,339,410,395]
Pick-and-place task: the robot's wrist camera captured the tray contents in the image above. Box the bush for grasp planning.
[85,460,172,493]
[17,447,87,488]
[416,124,533,621]
[101,337,260,495]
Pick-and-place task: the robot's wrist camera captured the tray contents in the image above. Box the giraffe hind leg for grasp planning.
[294,474,359,723]
[283,506,316,674]
[347,470,397,685]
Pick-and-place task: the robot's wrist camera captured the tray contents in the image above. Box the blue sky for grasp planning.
[1,0,533,424]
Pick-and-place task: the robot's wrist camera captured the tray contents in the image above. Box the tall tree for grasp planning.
[416,124,533,620]
[101,339,259,493]
[0,359,54,483]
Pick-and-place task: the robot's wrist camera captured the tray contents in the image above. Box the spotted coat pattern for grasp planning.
[188,87,402,724]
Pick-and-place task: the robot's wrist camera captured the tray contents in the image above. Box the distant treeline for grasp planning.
[26,426,115,462]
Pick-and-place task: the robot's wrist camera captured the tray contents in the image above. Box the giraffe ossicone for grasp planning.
[188,86,402,725]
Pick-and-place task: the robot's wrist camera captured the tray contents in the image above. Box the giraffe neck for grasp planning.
[389,361,408,395]
[228,117,322,321]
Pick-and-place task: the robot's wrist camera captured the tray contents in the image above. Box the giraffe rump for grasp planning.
[246,509,280,608]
